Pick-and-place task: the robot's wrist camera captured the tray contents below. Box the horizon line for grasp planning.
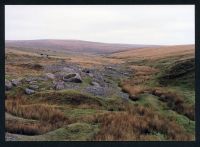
[5,38,195,46]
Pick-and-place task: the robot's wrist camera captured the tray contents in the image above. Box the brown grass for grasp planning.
[5,64,43,77]
[6,119,55,135]
[121,83,147,96]
[19,63,43,70]
[5,99,70,135]
[111,45,194,60]
[93,105,192,141]
[5,100,68,124]
[130,65,159,74]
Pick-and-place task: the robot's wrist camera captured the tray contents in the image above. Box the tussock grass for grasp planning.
[121,83,147,96]
[5,99,70,136]
[5,100,68,124]
[6,119,54,135]
[93,105,193,141]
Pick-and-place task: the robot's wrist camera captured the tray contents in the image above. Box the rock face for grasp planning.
[25,88,35,95]
[54,81,65,90]
[63,73,82,83]
[45,73,55,80]
[11,79,21,86]
[5,79,12,91]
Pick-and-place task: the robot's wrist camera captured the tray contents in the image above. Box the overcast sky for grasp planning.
[5,5,194,45]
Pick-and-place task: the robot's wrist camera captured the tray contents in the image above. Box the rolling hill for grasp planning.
[5,39,159,55]
[110,45,194,59]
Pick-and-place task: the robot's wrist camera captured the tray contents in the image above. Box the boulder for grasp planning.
[45,73,55,80]
[63,73,82,83]
[5,79,12,91]
[25,88,35,95]
[11,79,21,86]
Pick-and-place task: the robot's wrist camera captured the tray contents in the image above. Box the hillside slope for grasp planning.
[110,45,194,59]
[5,39,159,55]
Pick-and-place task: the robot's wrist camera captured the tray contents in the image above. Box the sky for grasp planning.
[5,5,194,45]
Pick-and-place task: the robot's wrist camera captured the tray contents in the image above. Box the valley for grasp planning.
[5,41,195,141]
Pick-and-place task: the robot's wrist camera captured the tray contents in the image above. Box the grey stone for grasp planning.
[160,94,166,99]
[29,85,39,90]
[54,81,65,90]
[119,92,129,100]
[5,133,17,141]
[29,81,37,84]
[11,79,21,86]
[62,67,75,73]
[5,79,12,91]
[45,73,55,79]
[25,77,39,82]
[84,86,107,97]
[25,77,33,82]
[88,73,94,77]
[63,73,82,83]
[91,81,100,87]
[25,88,35,95]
